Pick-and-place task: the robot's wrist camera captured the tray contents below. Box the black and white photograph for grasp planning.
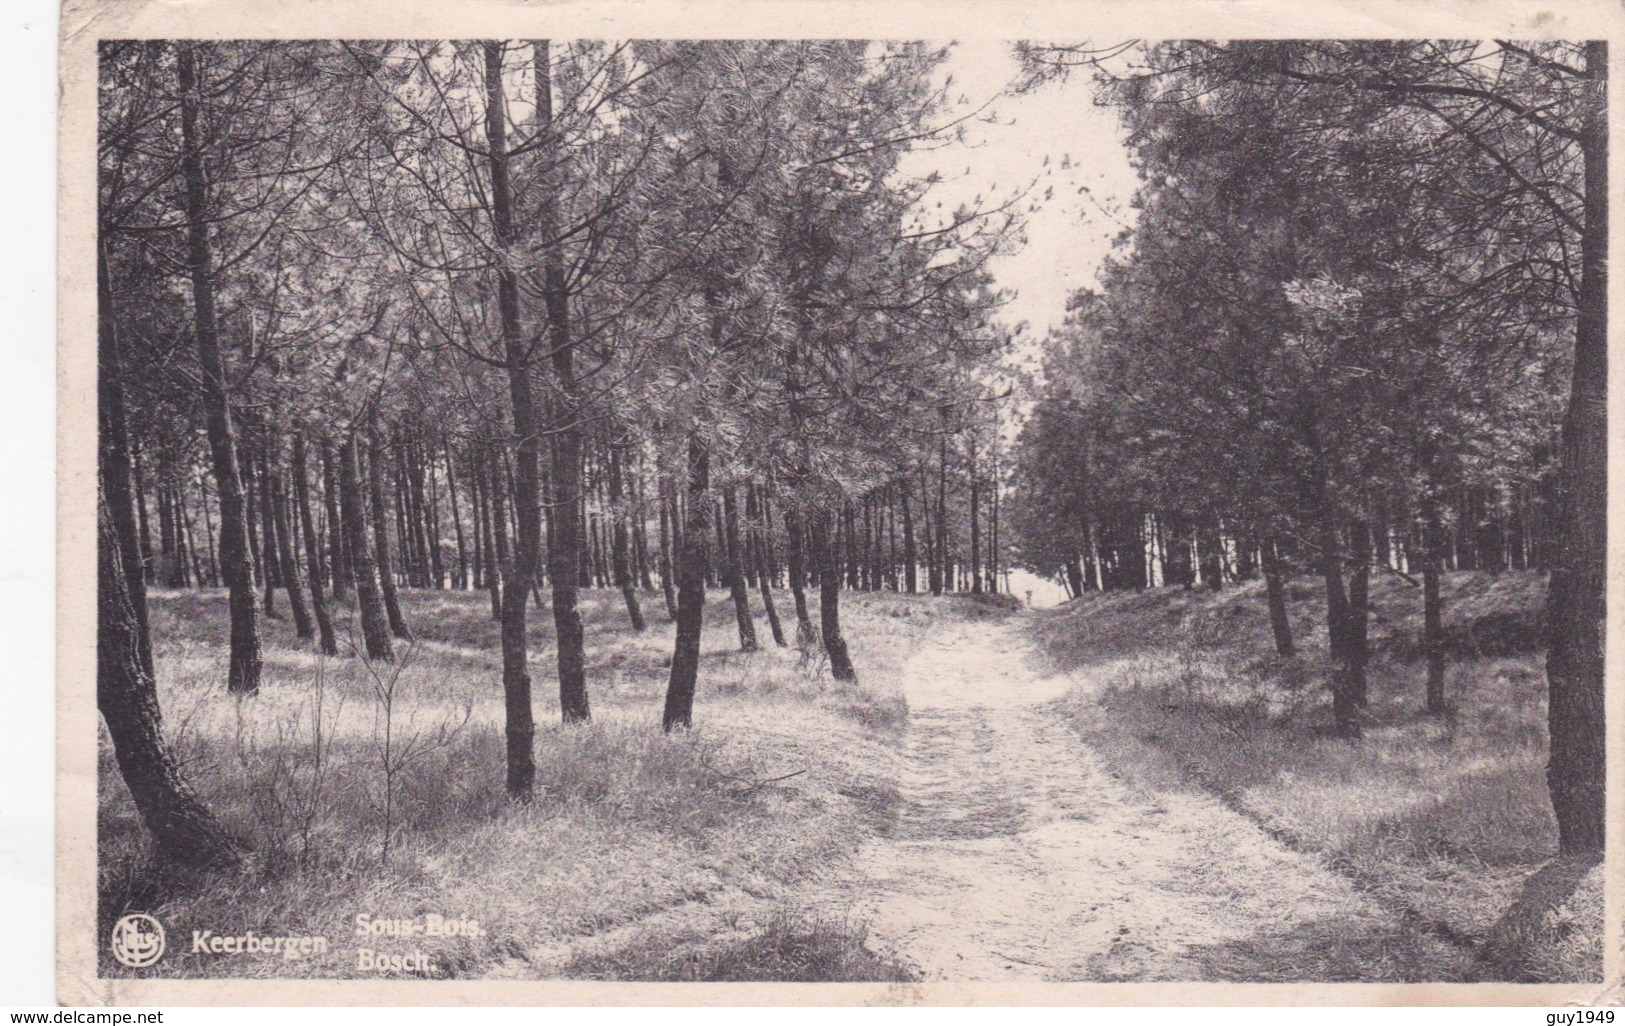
[59,0,1620,1005]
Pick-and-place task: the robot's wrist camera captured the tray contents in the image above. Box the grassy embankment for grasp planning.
[1032,569,1603,983]
[99,586,971,981]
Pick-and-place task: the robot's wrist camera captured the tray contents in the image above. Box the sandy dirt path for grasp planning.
[842,613,1446,982]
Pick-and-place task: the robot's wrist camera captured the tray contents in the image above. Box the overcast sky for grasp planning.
[901,38,1142,355]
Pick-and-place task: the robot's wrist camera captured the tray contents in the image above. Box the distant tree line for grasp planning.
[121,411,1017,622]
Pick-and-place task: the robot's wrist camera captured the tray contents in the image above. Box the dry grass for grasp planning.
[99,585,959,980]
[564,907,913,981]
[1032,569,1602,984]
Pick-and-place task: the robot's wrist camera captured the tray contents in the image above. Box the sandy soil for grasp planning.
[840,615,1453,982]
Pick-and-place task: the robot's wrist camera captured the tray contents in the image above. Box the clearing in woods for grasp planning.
[843,610,1466,982]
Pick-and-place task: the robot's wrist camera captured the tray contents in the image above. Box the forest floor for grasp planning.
[100,586,952,982]
[97,571,1604,985]
[832,614,1469,982]
[1025,569,1605,984]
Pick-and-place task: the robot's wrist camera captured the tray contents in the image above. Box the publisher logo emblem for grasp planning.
[111,913,165,968]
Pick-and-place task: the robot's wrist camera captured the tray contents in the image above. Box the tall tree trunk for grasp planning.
[157,472,176,588]
[594,509,610,589]
[886,487,899,591]
[1163,512,1190,589]
[245,452,271,609]
[1233,526,1256,581]
[1507,488,1528,572]
[969,438,982,595]
[1373,497,1393,569]
[1130,510,1150,590]
[411,438,431,587]
[722,484,758,652]
[658,479,678,618]
[339,435,392,662]
[783,292,821,648]
[873,494,884,591]
[99,492,240,867]
[444,436,468,590]
[1085,518,1103,592]
[421,438,444,587]
[900,479,917,594]
[293,434,338,656]
[933,436,947,596]
[485,443,508,621]
[1262,535,1295,657]
[917,464,935,592]
[484,43,539,800]
[844,501,860,590]
[1422,503,1447,714]
[595,502,612,589]
[99,241,154,677]
[580,490,597,590]
[1543,40,1607,854]
[392,438,418,587]
[533,40,590,724]
[1347,518,1371,706]
[1318,508,1359,738]
[1198,513,1223,591]
[784,504,816,650]
[197,477,217,586]
[989,444,1001,594]
[1478,484,1506,575]
[159,480,174,585]
[177,45,260,694]
[269,461,313,641]
[132,442,154,585]
[166,472,183,586]
[607,435,646,632]
[748,483,787,647]
[470,447,487,590]
[179,491,202,588]
[634,466,656,593]
[663,431,709,731]
[811,510,857,682]
[859,496,872,591]
[368,431,411,640]
[322,444,350,602]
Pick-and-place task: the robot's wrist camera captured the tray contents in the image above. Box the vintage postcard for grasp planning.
[59,0,1625,1006]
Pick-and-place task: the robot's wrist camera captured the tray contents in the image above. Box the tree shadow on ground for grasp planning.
[1173,912,1475,983]
[1473,852,1604,982]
